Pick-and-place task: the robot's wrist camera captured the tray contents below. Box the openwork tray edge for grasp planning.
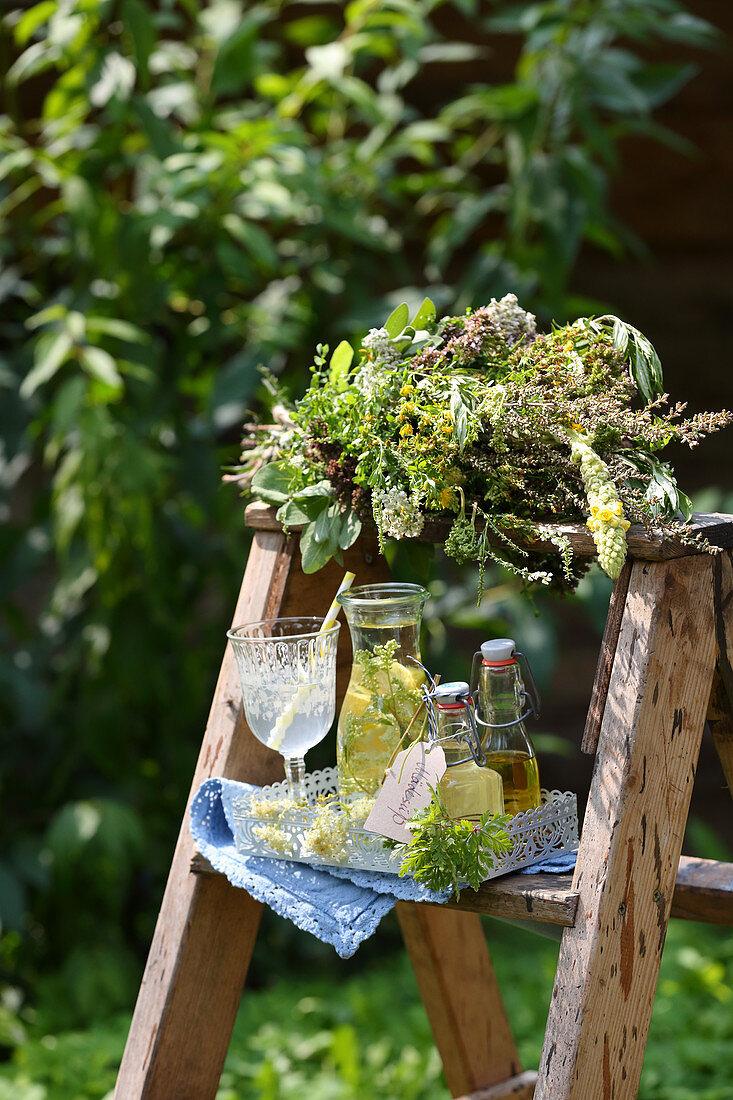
[230,767,578,881]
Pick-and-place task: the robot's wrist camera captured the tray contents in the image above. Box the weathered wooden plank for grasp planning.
[245,501,733,560]
[114,531,292,1100]
[440,873,578,927]
[115,531,388,1100]
[536,555,717,1100]
[192,853,733,928]
[458,1069,537,1100]
[582,559,632,755]
[190,854,579,926]
[396,904,523,1098]
[707,672,733,800]
[709,552,733,797]
[673,855,733,924]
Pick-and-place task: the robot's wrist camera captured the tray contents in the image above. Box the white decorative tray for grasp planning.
[230,767,578,881]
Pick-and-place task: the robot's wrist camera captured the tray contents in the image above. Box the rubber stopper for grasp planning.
[480,638,516,664]
[434,680,470,705]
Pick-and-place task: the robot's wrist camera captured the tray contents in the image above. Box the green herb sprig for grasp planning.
[390,785,513,899]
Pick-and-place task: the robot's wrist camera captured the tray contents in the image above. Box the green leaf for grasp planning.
[26,303,67,330]
[300,520,334,573]
[80,347,123,389]
[384,303,409,337]
[293,481,333,500]
[15,0,58,47]
[276,500,310,528]
[251,463,292,505]
[329,341,354,391]
[313,504,336,544]
[20,331,73,397]
[410,297,436,331]
[338,510,361,550]
[84,318,149,345]
[122,0,155,88]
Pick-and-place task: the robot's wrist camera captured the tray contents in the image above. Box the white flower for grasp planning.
[485,293,537,346]
[377,488,424,540]
[303,804,349,859]
[361,327,401,366]
[357,364,378,397]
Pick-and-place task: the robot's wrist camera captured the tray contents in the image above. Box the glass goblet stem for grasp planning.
[284,755,306,803]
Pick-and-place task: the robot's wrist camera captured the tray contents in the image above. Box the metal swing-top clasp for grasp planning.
[424,680,486,768]
[469,638,541,728]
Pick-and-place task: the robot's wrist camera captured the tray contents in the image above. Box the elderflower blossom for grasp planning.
[361,327,401,366]
[249,795,298,820]
[252,823,293,854]
[377,488,424,540]
[342,796,376,825]
[303,804,349,860]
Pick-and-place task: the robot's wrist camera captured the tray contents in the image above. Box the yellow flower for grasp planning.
[587,502,629,531]
[564,342,574,353]
[400,384,414,397]
[400,423,413,437]
[441,423,453,435]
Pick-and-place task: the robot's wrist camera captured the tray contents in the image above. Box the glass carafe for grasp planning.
[336,583,429,798]
[473,638,542,815]
[431,682,504,820]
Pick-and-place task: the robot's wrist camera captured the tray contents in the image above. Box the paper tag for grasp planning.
[363,741,446,843]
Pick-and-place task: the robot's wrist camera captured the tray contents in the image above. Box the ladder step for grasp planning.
[672,855,733,924]
[190,853,733,927]
[440,871,578,927]
[457,1069,537,1099]
[245,501,733,560]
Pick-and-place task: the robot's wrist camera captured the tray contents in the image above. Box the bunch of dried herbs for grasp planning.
[233,295,731,590]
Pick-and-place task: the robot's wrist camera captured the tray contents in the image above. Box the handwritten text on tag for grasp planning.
[363,741,446,843]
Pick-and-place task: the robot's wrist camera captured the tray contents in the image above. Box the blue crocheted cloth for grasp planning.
[190,778,577,958]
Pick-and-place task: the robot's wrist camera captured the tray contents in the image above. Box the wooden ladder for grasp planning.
[114,506,733,1100]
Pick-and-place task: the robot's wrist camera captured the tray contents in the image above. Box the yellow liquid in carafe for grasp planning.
[483,750,541,815]
[337,660,427,797]
[439,762,504,820]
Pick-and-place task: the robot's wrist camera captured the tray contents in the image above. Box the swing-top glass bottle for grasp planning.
[430,681,504,820]
[473,638,542,815]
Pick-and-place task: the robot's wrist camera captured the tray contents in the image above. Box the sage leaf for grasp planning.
[251,462,291,505]
[300,520,334,573]
[338,509,362,549]
[384,302,409,337]
[411,297,436,330]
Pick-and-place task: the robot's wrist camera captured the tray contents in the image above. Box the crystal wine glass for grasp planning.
[227,617,340,802]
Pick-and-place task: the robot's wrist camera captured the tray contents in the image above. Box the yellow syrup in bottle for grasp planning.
[481,750,541,815]
[439,760,504,820]
[432,681,505,819]
[476,639,542,816]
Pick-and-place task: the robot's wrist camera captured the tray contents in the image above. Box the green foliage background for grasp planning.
[0,0,727,1090]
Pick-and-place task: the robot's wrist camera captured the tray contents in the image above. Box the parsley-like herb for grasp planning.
[391,786,513,899]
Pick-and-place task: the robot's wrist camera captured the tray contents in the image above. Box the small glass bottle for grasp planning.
[432,682,504,820]
[474,639,542,815]
[336,583,429,798]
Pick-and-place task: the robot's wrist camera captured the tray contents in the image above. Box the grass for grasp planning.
[0,918,730,1099]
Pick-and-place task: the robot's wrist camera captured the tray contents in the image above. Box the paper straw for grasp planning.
[320,571,355,632]
[268,571,355,753]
